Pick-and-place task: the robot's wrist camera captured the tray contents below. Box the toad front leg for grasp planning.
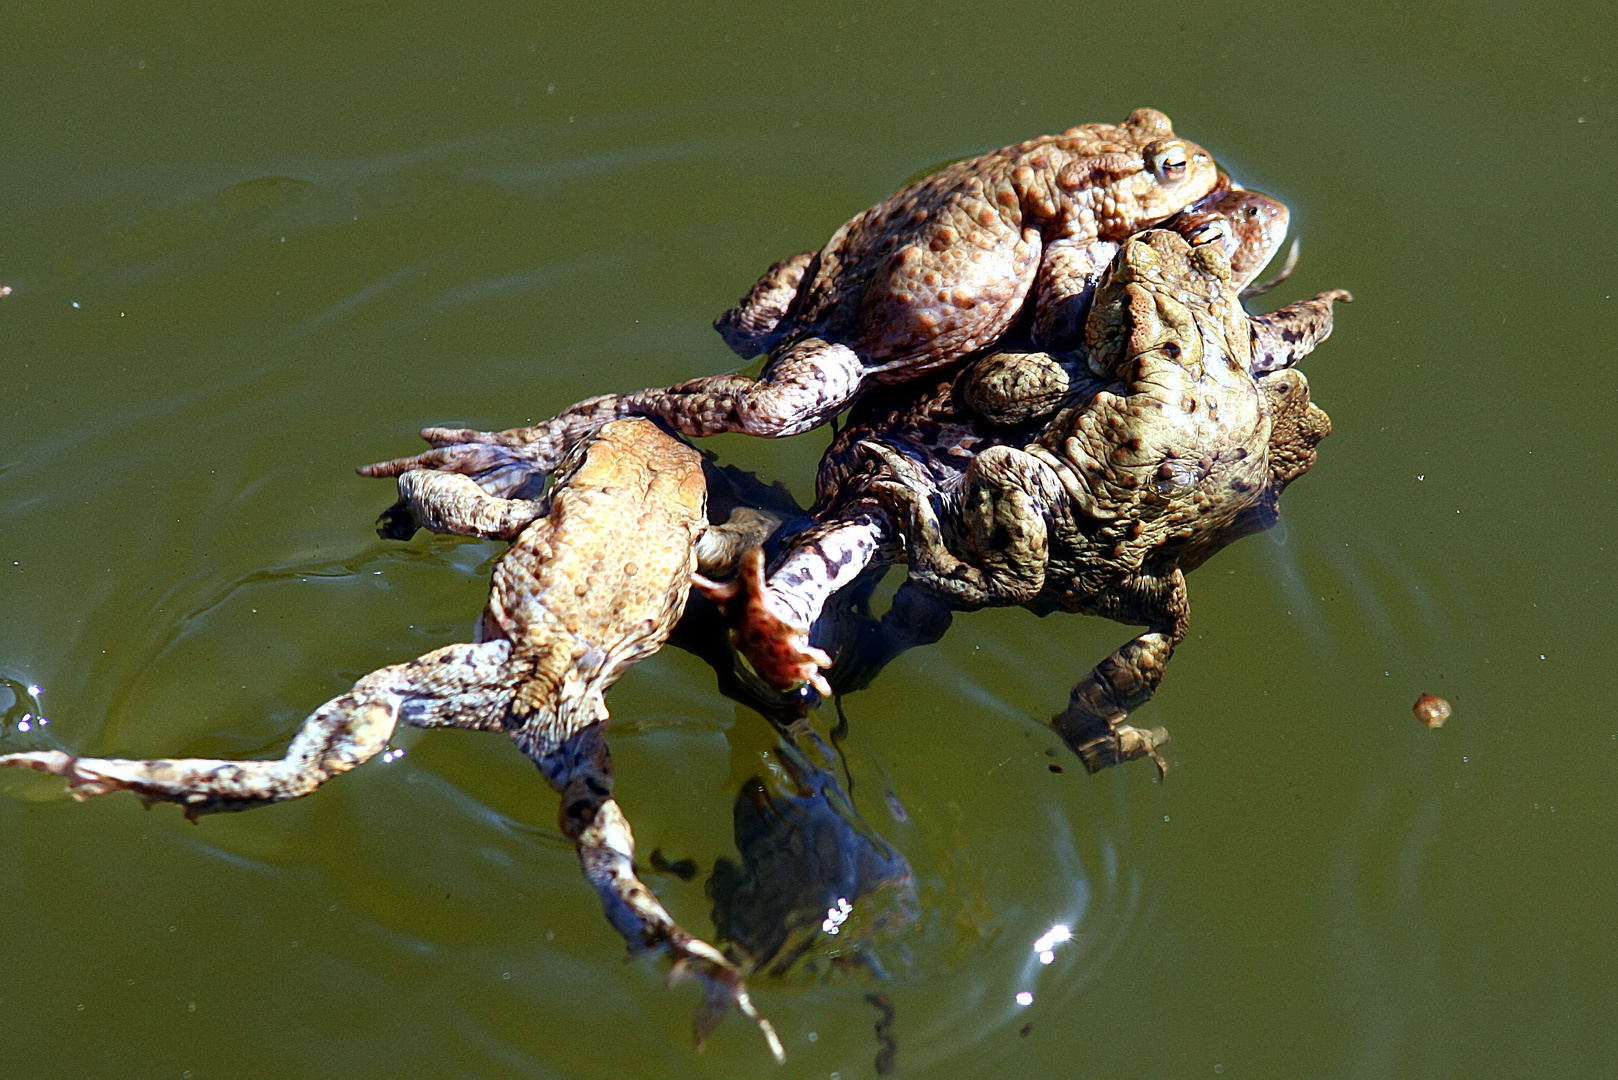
[358,337,869,487]
[1050,568,1188,777]
[864,441,1058,609]
[694,514,888,697]
[378,470,549,540]
[1030,238,1119,350]
[0,642,520,816]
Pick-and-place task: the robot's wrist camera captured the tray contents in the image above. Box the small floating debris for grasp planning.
[1413,693,1452,728]
[0,285,12,298]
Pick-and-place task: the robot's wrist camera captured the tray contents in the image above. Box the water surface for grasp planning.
[3,2,1617,1076]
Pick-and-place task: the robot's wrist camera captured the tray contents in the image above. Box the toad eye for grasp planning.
[1185,219,1232,252]
[1147,141,1190,185]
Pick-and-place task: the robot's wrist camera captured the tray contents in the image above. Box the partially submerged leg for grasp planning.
[357,337,868,485]
[1050,570,1187,776]
[512,721,784,1063]
[0,642,518,817]
[378,470,549,541]
[1250,288,1352,375]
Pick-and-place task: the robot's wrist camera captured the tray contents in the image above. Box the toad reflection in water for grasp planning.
[706,730,916,981]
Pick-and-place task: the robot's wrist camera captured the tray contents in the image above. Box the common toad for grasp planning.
[728,221,1346,772]
[358,110,1218,491]
[869,229,1348,771]
[0,419,787,1060]
[721,191,1326,694]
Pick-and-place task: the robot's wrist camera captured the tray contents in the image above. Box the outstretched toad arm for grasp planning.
[1250,289,1352,375]
[0,641,519,817]
[361,112,1218,492]
[358,338,867,489]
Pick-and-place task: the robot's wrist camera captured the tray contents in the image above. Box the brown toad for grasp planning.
[711,190,1332,701]
[359,109,1218,491]
[866,228,1348,772]
[0,419,787,1060]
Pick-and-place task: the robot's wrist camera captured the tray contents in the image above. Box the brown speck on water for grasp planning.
[1020,1022,1033,1037]
[1414,692,1452,728]
[1048,763,1063,773]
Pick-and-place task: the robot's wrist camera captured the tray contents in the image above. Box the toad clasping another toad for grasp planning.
[358,109,1219,494]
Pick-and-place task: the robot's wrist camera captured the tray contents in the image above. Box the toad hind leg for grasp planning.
[1250,288,1352,375]
[358,337,868,485]
[1050,569,1188,777]
[713,250,816,358]
[0,642,519,818]
[515,722,785,1063]
[379,470,549,541]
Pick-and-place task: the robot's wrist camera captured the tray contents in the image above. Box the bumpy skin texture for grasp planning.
[357,109,1218,491]
[740,221,1347,772]
[726,191,1303,694]
[0,420,786,1063]
[728,107,1218,367]
[1161,183,1293,294]
[874,230,1348,772]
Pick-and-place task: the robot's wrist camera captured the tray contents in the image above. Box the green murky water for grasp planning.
[3,2,1616,1076]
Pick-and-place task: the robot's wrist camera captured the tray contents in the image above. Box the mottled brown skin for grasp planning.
[722,190,1320,699]
[1161,182,1293,296]
[723,107,1219,368]
[866,230,1348,772]
[358,109,1219,493]
[0,420,786,1062]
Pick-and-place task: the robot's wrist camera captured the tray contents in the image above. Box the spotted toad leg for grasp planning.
[1250,289,1352,375]
[377,470,549,541]
[713,250,816,359]
[863,441,1053,609]
[512,721,785,1064]
[358,336,868,486]
[1050,569,1188,777]
[0,642,518,818]
[1030,238,1119,350]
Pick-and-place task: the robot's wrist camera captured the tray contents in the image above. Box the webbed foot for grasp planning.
[1065,723,1170,778]
[694,547,832,698]
[358,439,550,500]
[669,941,785,1063]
